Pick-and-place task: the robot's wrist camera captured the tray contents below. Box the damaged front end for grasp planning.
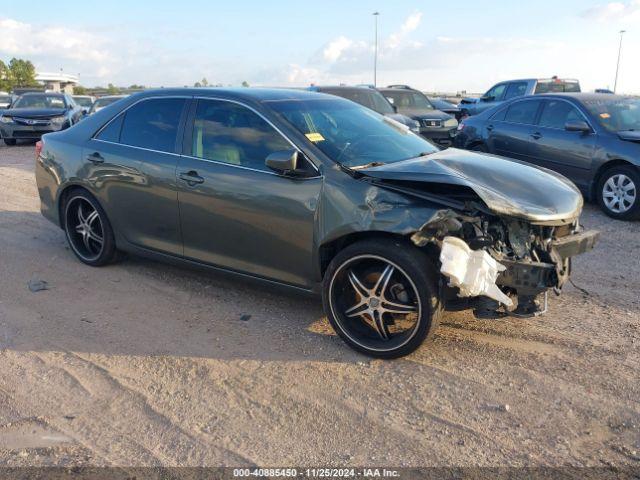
[411,207,599,318]
[353,149,600,318]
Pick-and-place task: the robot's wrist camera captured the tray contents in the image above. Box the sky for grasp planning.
[1,0,639,94]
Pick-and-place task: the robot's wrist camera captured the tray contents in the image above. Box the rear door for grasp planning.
[176,98,322,287]
[86,96,188,255]
[487,98,542,162]
[528,99,596,190]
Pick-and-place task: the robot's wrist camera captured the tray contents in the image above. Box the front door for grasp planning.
[176,99,322,287]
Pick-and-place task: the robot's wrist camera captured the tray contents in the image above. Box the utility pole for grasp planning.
[614,30,626,93]
[373,12,380,87]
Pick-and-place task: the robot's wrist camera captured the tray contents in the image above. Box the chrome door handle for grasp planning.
[179,171,205,185]
[86,152,104,163]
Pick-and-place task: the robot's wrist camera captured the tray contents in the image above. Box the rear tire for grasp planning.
[597,165,640,221]
[322,238,443,359]
[3,139,16,146]
[63,190,118,266]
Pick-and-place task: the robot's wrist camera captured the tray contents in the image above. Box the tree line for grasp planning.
[0,58,39,92]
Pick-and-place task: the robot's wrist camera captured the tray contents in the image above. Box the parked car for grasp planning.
[454,93,640,220]
[309,85,420,133]
[379,85,458,147]
[429,97,462,121]
[0,92,84,145]
[0,92,11,109]
[88,95,127,114]
[459,77,581,117]
[72,95,96,115]
[35,88,598,358]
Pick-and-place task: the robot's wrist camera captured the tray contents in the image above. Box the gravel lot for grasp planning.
[0,140,639,469]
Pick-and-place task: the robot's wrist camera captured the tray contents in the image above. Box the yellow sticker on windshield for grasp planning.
[305,132,325,142]
[600,113,611,119]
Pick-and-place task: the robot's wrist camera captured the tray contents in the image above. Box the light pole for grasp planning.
[373,12,379,87]
[614,30,626,93]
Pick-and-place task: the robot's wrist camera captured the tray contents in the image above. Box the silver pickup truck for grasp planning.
[459,77,580,117]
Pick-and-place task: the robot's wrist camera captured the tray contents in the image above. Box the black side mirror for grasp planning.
[392,105,398,113]
[564,120,591,133]
[265,149,299,174]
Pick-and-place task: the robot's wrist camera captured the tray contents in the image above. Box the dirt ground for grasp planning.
[0,141,639,469]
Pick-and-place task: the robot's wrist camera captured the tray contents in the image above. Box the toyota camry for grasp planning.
[35,88,599,358]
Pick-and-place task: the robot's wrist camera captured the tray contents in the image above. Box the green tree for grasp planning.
[107,83,119,94]
[8,58,39,87]
[201,77,209,87]
[241,80,250,88]
[0,60,11,92]
[74,85,87,95]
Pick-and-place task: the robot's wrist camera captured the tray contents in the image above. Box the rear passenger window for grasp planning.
[120,98,186,153]
[503,82,527,100]
[96,115,124,143]
[191,100,290,171]
[504,100,540,125]
[538,100,583,129]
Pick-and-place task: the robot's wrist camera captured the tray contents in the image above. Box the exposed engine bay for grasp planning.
[410,207,600,318]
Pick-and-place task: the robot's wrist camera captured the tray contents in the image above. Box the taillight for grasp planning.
[35,140,43,159]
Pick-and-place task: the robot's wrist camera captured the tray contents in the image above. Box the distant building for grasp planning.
[35,72,79,94]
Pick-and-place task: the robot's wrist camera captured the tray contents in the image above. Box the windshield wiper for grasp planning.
[350,162,386,170]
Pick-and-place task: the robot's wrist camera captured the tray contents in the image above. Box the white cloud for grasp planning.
[582,0,640,23]
[0,18,112,63]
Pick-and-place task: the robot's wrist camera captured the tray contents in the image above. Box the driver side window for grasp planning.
[485,84,506,102]
[191,100,291,171]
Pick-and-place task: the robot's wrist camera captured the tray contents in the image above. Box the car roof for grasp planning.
[133,87,336,104]
[20,92,65,97]
[313,85,375,92]
[530,92,628,102]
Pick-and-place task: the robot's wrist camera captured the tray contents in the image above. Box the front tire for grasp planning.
[3,138,16,146]
[597,165,640,220]
[322,238,443,359]
[63,190,118,266]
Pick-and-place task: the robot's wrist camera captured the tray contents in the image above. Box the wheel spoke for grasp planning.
[347,270,370,298]
[345,303,369,318]
[371,310,389,340]
[373,264,394,297]
[622,181,635,192]
[77,204,87,224]
[605,178,616,191]
[381,299,417,315]
[81,232,92,251]
[85,209,99,226]
[87,229,103,245]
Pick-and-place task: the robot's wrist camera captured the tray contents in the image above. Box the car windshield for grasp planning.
[74,97,93,107]
[13,95,66,109]
[323,89,394,115]
[268,98,438,168]
[584,97,640,132]
[383,91,434,110]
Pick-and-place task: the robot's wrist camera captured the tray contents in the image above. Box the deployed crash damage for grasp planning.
[353,148,600,318]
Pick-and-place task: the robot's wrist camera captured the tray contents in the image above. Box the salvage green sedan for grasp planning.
[35,88,599,358]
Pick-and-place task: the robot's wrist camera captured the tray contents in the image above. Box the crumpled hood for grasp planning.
[617,130,640,143]
[3,108,66,118]
[459,97,479,105]
[359,148,583,222]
